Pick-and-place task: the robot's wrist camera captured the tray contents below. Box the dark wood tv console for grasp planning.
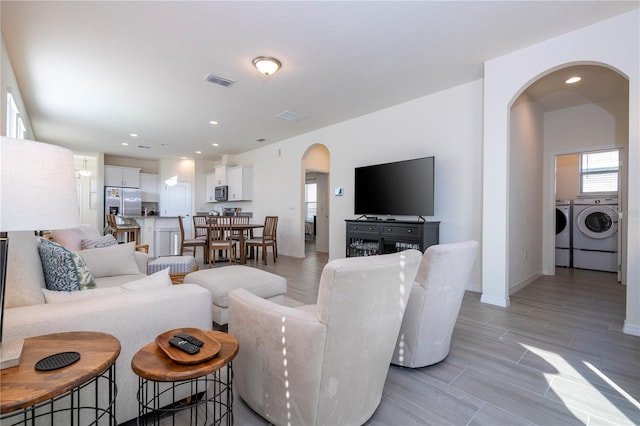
[345,219,439,257]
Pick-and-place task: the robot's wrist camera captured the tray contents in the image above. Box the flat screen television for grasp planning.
[354,156,434,218]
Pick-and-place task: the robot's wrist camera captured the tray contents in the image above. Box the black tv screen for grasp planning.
[354,156,434,217]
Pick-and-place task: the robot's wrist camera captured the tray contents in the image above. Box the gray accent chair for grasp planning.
[229,250,422,426]
[391,240,479,368]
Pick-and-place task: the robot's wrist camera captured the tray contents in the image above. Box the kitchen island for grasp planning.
[135,216,180,258]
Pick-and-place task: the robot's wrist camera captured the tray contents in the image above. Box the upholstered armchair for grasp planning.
[228,250,422,426]
[391,241,479,368]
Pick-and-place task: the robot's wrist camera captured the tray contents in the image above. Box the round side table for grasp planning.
[0,331,120,426]
[131,329,238,426]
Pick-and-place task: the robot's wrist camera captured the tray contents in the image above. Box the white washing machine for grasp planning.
[555,200,571,267]
[572,198,618,272]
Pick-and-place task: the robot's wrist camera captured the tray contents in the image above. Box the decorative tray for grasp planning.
[155,328,221,365]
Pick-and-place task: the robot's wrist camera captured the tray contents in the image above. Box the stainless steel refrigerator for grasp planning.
[104,186,142,227]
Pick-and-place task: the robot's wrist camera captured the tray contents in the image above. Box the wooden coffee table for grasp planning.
[0,331,120,425]
[131,329,238,425]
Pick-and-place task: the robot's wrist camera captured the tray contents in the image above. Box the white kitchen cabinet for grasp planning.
[227,166,253,201]
[214,166,227,187]
[206,172,217,202]
[140,173,158,202]
[105,165,140,188]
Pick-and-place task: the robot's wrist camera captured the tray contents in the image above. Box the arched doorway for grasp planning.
[302,144,330,255]
[508,64,629,291]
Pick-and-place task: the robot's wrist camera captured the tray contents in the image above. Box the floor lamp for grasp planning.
[0,137,80,369]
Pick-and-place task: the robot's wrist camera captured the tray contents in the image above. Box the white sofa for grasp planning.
[3,231,213,424]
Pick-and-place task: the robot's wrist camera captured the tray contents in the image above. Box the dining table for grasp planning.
[195,221,264,265]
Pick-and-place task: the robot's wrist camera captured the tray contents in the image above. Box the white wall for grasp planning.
[235,79,484,291]
[509,94,544,292]
[483,10,639,335]
[555,154,580,201]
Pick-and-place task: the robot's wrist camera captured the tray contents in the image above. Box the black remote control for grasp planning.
[174,333,204,347]
[168,336,200,354]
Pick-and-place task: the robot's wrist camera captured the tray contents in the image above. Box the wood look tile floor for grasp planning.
[145,245,640,425]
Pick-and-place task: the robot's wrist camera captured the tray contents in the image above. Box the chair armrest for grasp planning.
[135,244,149,253]
[228,289,326,422]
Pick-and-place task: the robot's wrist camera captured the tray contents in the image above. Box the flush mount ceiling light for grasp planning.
[252,56,281,76]
[565,76,582,84]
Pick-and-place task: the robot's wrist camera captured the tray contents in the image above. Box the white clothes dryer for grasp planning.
[555,200,571,267]
[572,198,618,272]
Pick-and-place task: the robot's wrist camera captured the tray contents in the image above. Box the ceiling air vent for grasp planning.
[275,109,306,122]
[204,73,235,87]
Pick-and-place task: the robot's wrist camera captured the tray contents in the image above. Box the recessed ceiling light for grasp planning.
[121,142,129,146]
[565,76,582,84]
[209,120,219,126]
[195,151,202,154]
[129,133,139,137]
[212,143,219,147]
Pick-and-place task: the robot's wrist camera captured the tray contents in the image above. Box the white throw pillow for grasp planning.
[120,268,172,291]
[79,242,140,278]
[43,287,125,303]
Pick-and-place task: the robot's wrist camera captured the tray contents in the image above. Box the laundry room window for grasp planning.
[580,149,619,194]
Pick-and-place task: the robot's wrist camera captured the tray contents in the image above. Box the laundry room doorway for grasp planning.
[555,149,624,282]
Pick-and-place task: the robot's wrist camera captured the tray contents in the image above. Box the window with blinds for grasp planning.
[580,149,619,194]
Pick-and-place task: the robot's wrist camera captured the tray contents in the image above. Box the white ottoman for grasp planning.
[183,265,287,326]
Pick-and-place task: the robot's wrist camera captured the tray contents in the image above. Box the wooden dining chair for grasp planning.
[231,215,250,241]
[192,215,209,240]
[107,214,140,244]
[178,216,208,263]
[246,216,278,265]
[208,216,237,266]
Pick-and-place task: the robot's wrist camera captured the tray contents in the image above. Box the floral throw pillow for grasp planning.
[38,238,97,291]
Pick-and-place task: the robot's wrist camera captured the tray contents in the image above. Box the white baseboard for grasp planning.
[623,322,640,336]
[509,273,542,295]
[480,294,510,307]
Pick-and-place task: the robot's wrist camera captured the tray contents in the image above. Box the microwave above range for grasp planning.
[214,185,228,201]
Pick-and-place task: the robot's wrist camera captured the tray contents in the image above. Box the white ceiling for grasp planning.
[2,1,637,161]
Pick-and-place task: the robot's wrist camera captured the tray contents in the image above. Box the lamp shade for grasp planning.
[1,137,80,232]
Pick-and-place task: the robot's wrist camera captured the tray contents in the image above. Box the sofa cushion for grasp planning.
[38,238,97,291]
[41,268,172,303]
[6,231,46,308]
[51,224,101,251]
[79,242,140,278]
[42,286,125,303]
[81,234,118,249]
